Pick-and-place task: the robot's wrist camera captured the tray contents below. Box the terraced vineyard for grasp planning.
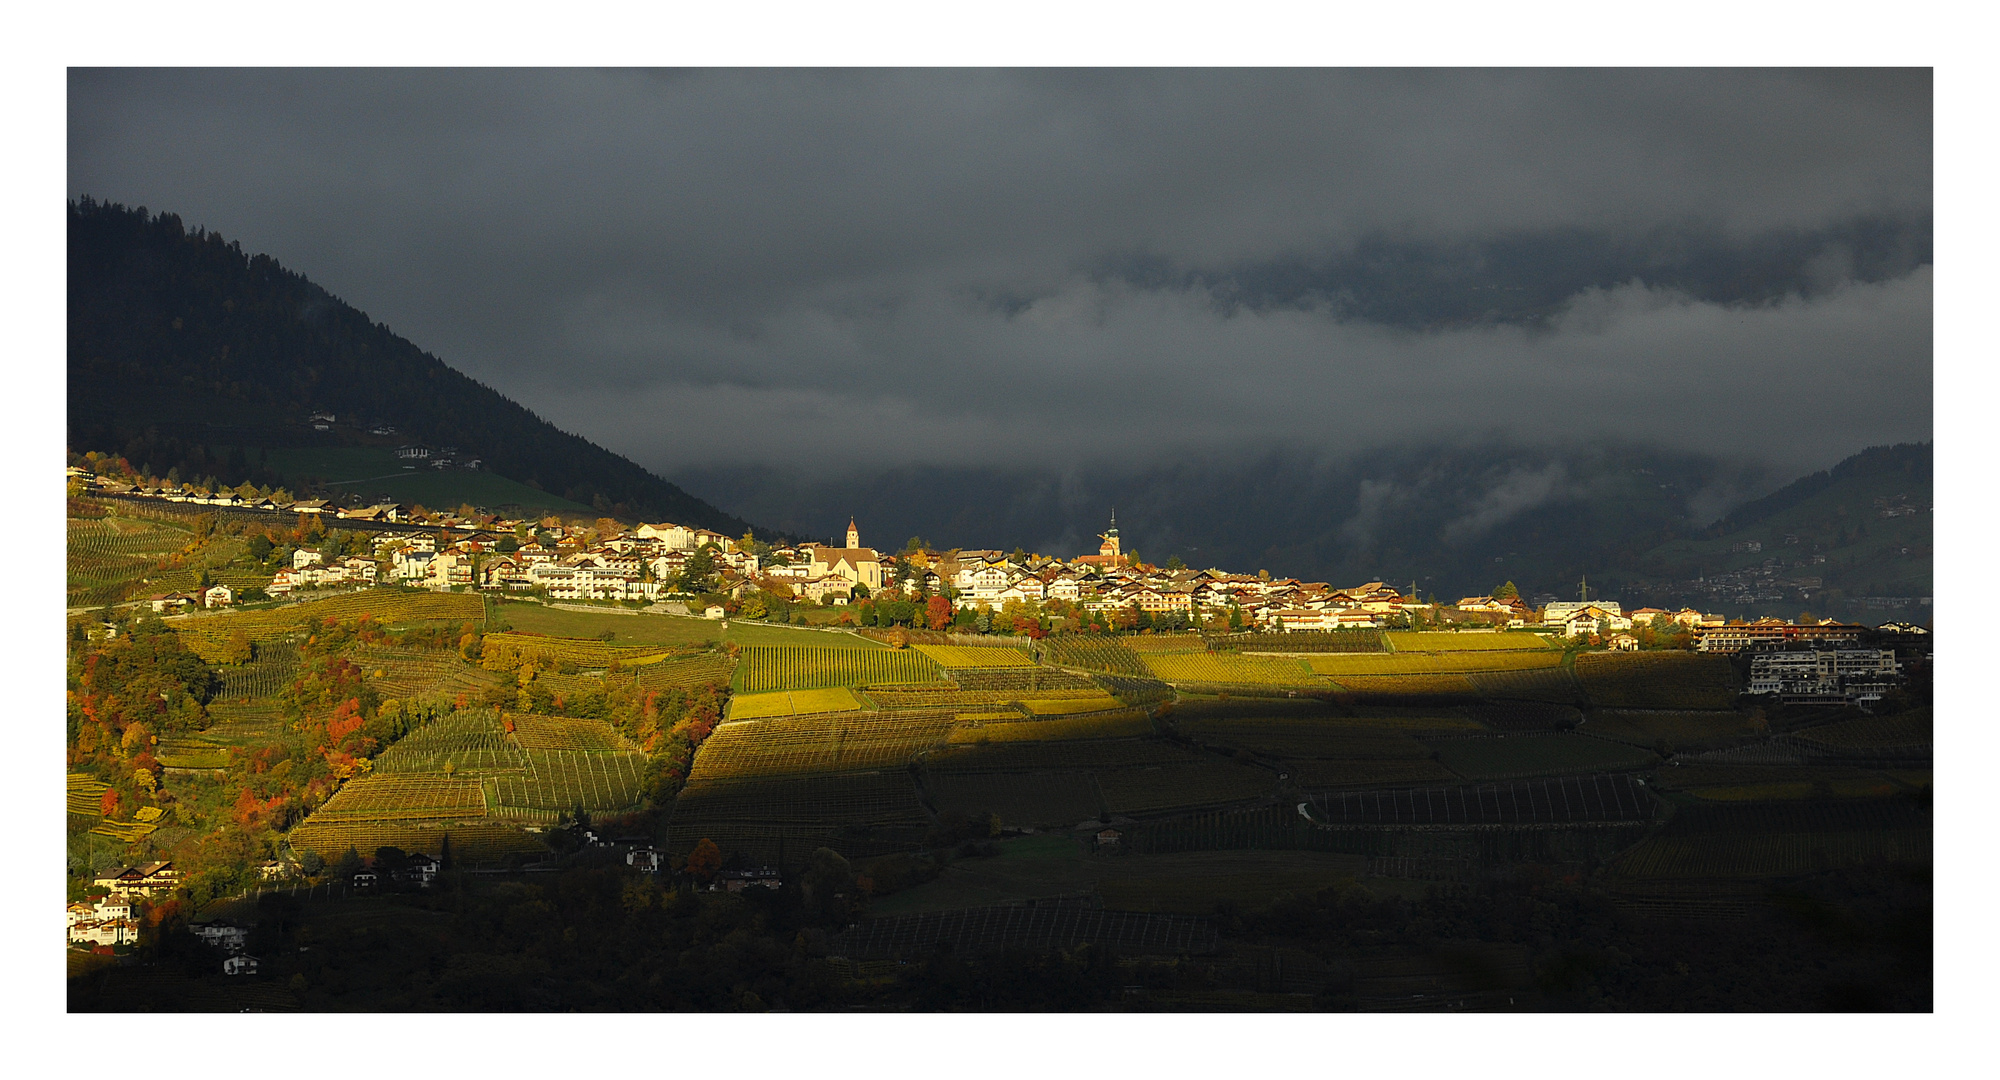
[173,589,485,661]
[861,686,1103,709]
[1584,710,1763,751]
[690,711,957,781]
[1425,733,1658,780]
[1325,673,1478,696]
[1611,824,1931,880]
[1283,759,1464,789]
[946,711,1154,743]
[92,814,165,842]
[923,739,1201,772]
[1385,631,1554,652]
[1312,706,1488,733]
[948,666,1100,692]
[1790,709,1932,754]
[1305,774,1659,826]
[1221,629,1384,653]
[911,644,1037,668]
[509,715,639,752]
[67,774,109,830]
[1092,673,1176,706]
[728,687,867,720]
[1096,762,1274,815]
[287,820,547,861]
[1040,636,1149,677]
[479,632,691,670]
[829,904,1218,960]
[215,646,301,702]
[491,750,648,812]
[288,706,649,857]
[1123,634,1208,654]
[632,652,739,691]
[353,645,498,700]
[1466,667,1582,702]
[307,775,488,821]
[1307,650,1561,675]
[735,645,942,692]
[1141,652,1322,687]
[530,669,627,702]
[668,771,930,860]
[1574,651,1740,709]
[371,712,525,774]
[1018,694,1126,716]
[1470,700,1584,731]
[67,515,193,605]
[200,704,292,746]
[925,770,1103,826]
[155,736,232,770]
[1175,717,1438,760]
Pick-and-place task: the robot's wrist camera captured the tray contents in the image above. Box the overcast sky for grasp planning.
[69,69,1931,480]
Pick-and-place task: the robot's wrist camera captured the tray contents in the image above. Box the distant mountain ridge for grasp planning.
[678,440,1930,613]
[68,198,757,534]
[1703,442,1931,536]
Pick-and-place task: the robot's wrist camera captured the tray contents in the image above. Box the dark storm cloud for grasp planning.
[68,68,1931,478]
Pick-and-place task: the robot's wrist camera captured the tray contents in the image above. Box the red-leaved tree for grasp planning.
[686,838,722,883]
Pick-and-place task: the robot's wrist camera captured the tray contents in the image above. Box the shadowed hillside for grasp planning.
[68,198,757,532]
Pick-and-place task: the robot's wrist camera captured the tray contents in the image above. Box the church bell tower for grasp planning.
[846,518,861,549]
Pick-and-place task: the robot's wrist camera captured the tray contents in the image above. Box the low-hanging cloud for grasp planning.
[514,267,1930,480]
[67,69,1931,482]
[1442,463,1577,544]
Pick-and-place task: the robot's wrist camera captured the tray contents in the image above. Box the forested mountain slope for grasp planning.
[69,198,754,531]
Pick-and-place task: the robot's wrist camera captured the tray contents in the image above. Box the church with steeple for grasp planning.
[1075,510,1125,568]
[806,517,883,592]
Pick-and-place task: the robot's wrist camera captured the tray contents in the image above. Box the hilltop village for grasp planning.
[64,465,1798,638]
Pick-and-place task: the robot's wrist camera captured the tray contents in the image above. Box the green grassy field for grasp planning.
[1385,631,1554,652]
[258,446,595,513]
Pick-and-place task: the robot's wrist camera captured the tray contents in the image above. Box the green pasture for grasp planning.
[257,446,594,513]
